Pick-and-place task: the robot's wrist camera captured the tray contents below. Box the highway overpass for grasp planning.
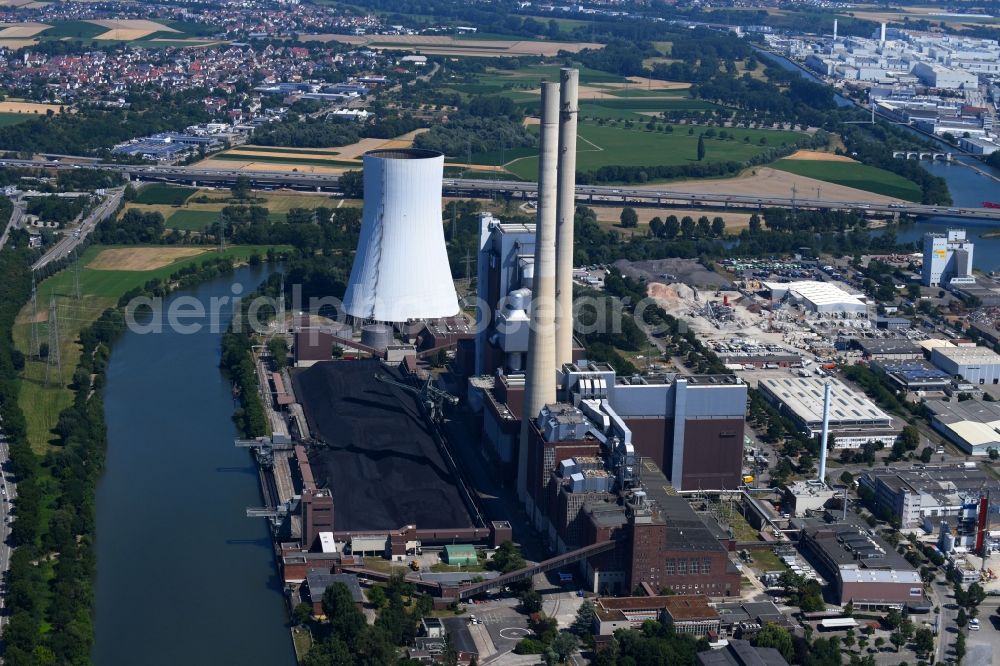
[2,158,998,221]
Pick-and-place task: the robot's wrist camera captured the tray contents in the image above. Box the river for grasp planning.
[93,265,295,666]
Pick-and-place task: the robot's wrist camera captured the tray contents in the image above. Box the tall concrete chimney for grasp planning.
[880,22,887,44]
[833,19,838,41]
[818,381,831,485]
[555,68,579,369]
[517,82,559,504]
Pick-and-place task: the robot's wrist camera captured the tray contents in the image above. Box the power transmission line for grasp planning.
[29,273,39,358]
[45,296,61,387]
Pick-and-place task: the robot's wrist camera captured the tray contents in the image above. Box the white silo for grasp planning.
[342,148,459,322]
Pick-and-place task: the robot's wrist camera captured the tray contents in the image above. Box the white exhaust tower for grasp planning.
[343,149,459,322]
[555,68,579,368]
[818,381,831,485]
[517,82,560,504]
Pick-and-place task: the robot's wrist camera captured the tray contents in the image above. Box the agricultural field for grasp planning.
[124,187,343,230]
[12,18,220,48]
[0,112,31,127]
[13,243,282,452]
[165,209,218,231]
[133,183,195,206]
[505,123,805,181]
[772,158,922,201]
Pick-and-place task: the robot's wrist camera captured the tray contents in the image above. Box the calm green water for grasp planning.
[93,265,294,665]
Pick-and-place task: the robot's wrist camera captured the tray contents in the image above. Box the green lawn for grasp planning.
[14,244,283,452]
[0,113,31,127]
[506,123,805,181]
[37,20,106,40]
[134,183,196,205]
[772,159,922,202]
[166,209,219,231]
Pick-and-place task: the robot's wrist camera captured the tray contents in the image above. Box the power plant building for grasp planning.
[471,70,746,597]
[922,229,975,287]
[343,149,460,322]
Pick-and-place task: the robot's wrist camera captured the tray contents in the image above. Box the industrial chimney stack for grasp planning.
[818,382,831,485]
[833,19,838,41]
[555,68,579,368]
[880,22,887,45]
[517,82,560,504]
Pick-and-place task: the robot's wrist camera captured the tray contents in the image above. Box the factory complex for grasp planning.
[222,67,1000,663]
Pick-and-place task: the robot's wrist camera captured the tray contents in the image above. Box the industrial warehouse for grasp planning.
[757,376,898,449]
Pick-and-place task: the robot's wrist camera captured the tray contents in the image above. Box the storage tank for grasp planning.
[342,149,459,322]
[361,323,393,352]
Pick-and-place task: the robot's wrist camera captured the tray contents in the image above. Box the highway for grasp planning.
[2,158,999,221]
[0,201,24,252]
[31,187,123,272]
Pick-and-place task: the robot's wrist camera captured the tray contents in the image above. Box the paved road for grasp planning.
[0,159,996,221]
[0,201,24,251]
[31,187,123,272]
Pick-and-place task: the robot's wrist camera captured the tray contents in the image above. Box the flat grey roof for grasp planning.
[759,377,892,428]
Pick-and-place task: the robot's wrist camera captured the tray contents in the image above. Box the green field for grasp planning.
[505,123,805,181]
[38,20,106,40]
[772,159,922,201]
[134,183,196,205]
[166,209,219,231]
[14,244,284,452]
[0,113,31,127]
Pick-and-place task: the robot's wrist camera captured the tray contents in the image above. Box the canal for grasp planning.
[93,265,295,665]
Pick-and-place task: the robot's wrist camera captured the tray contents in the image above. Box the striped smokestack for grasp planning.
[555,68,579,368]
[517,81,560,504]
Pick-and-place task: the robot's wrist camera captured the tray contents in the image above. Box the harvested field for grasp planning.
[294,359,475,531]
[88,247,207,271]
[782,149,856,162]
[635,166,903,204]
[0,22,50,38]
[299,33,600,57]
[0,100,62,113]
[616,258,731,289]
[91,19,178,40]
[193,157,348,174]
[0,38,36,49]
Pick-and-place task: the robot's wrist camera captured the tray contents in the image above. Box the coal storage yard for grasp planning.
[292,359,474,531]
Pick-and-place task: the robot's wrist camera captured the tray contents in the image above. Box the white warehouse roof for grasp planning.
[764,280,868,313]
[758,376,893,431]
[932,345,1000,365]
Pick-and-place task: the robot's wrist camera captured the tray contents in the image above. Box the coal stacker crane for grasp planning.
[374,372,458,425]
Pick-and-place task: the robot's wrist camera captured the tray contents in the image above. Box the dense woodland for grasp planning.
[413,95,535,157]
[252,113,423,148]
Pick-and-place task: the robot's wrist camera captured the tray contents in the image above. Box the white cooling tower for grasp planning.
[342,149,459,322]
